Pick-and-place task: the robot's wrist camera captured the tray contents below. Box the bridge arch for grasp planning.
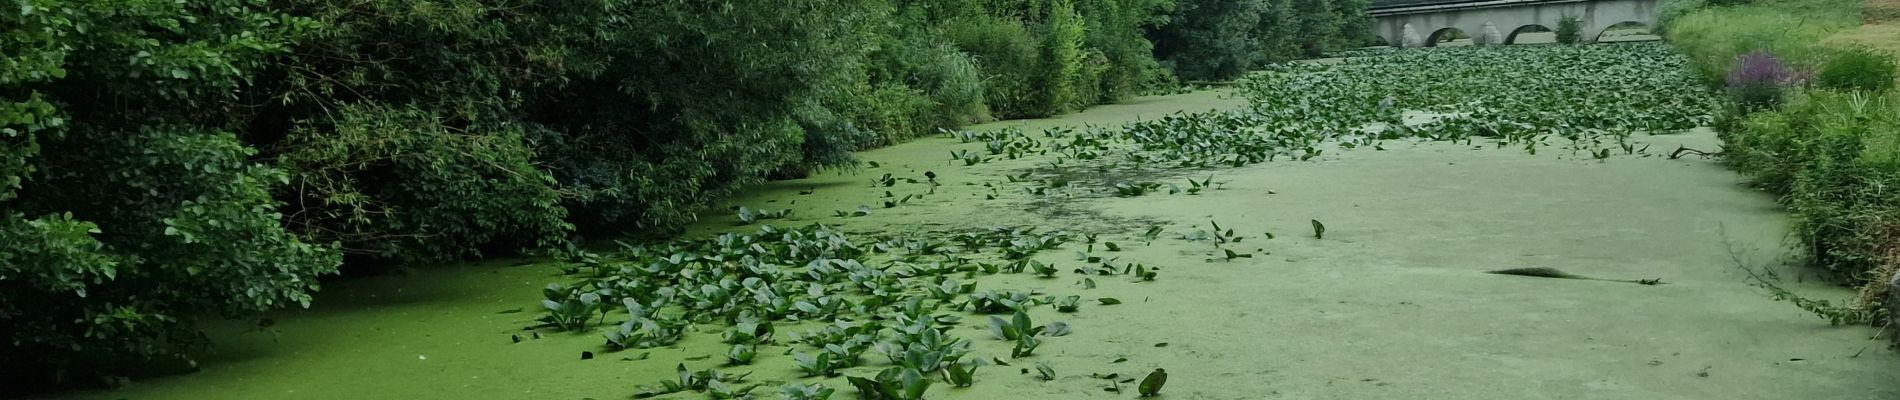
[1594,21,1654,43]
[1425,27,1471,47]
[1505,24,1553,45]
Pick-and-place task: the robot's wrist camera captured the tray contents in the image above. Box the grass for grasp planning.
[1663,0,1864,83]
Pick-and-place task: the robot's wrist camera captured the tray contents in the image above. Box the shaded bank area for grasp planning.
[34,84,1899,399]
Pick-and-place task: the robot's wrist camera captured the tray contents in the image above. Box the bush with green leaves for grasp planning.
[1150,0,1270,81]
[274,104,571,262]
[1555,16,1584,44]
[1,0,339,381]
[946,15,1046,119]
[1722,91,1900,317]
[1817,48,1898,93]
[254,0,617,249]
[1080,0,1176,102]
[939,0,1180,118]
[834,8,996,148]
[1038,0,1089,115]
[1330,0,1377,48]
[1149,0,1371,81]
[1292,0,1341,56]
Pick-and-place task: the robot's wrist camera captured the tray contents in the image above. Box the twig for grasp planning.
[1669,145,1721,159]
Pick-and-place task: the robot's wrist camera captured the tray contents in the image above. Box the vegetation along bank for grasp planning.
[1663,0,1900,325]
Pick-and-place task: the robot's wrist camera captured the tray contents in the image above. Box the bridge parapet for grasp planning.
[1369,0,1657,47]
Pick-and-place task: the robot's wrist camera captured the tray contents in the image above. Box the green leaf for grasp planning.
[901,368,929,399]
[1139,368,1167,396]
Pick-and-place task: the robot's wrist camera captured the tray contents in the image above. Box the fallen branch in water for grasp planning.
[1487,267,1665,285]
[1669,146,1722,159]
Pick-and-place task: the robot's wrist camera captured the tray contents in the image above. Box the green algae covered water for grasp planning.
[39,72,1900,399]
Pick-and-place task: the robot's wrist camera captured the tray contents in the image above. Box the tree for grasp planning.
[1330,0,1378,47]
[1292,0,1339,56]
[1152,0,1269,81]
[2,0,339,381]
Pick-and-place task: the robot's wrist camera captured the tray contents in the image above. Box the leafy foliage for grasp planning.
[528,224,1093,396]
[0,0,338,381]
[1150,0,1270,81]
[1817,47,1898,92]
[1291,0,1341,56]
[943,0,1182,118]
[848,367,932,400]
[1555,16,1584,44]
[276,104,570,262]
[1149,0,1372,81]
[1721,90,1900,318]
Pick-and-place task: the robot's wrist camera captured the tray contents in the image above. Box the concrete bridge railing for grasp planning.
[1371,0,1658,47]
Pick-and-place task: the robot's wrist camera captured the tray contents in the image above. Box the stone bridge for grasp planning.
[1370,0,1658,47]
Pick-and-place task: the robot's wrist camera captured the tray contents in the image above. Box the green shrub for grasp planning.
[6,127,341,379]
[1786,93,1900,278]
[275,104,572,263]
[1330,0,1377,49]
[1724,91,1900,308]
[1253,0,1301,63]
[2,0,340,381]
[1151,0,1268,81]
[1292,0,1339,56]
[260,0,609,242]
[856,20,991,138]
[1152,0,1367,81]
[522,1,875,231]
[946,16,1045,118]
[1818,48,1898,92]
[1080,0,1176,102]
[917,45,993,125]
[1072,49,1113,109]
[1653,0,1708,34]
[838,82,938,148]
[1037,0,1089,116]
[1555,16,1584,44]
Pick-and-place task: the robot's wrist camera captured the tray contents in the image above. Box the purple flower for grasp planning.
[1726,49,1803,88]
